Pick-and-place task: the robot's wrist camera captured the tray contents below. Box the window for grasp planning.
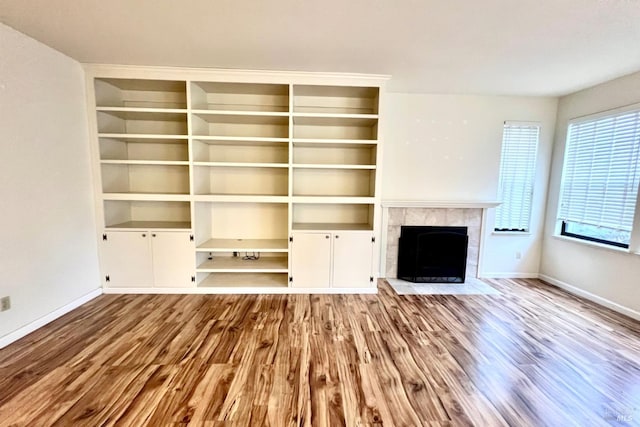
[558,108,640,248]
[495,122,540,232]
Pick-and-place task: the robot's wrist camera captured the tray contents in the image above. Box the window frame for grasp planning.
[556,103,640,251]
[494,121,540,233]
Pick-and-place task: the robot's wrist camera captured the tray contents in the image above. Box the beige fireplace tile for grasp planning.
[467,245,479,265]
[388,226,401,246]
[463,208,482,227]
[405,208,427,225]
[386,254,398,277]
[424,208,446,225]
[445,208,465,226]
[468,226,481,246]
[466,264,478,279]
[389,208,406,226]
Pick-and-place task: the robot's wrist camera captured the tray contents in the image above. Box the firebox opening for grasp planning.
[397,226,468,283]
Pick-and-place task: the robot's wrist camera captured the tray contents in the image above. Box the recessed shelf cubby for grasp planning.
[293,142,377,166]
[193,165,288,196]
[197,272,288,288]
[293,168,375,197]
[194,202,288,249]
[292,203,374,231]
[293,116,378,141]
[97,111,188,135]
[190,82,289,112]
[104,200,191,229]
[101,164,190,194]
[293,85,379,114]
[192,139,288,164]
[196,252,288,272]
[94,78,187,109]
[191,113,289,139]
[99,137,189,162]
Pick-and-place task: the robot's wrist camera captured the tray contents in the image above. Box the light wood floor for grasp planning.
[0,279,639,426]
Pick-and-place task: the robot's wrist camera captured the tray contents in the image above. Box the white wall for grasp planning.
[540,71,640,317]
[382,93,558,276]
[0,24,101,342]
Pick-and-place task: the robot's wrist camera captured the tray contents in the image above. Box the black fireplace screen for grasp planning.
[397,226,468,283]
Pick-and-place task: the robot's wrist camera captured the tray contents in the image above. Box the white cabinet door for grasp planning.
[151,232,195,287]
[332,232,373,288]
[102,232,153,287]
[291,232,332,288]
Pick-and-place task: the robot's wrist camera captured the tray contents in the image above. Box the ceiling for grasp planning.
[1,0,640,96]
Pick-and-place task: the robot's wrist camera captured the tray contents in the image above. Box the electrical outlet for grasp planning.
[0,296,10,312]
[515,251,522,260]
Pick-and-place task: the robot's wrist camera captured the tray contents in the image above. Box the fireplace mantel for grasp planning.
[382,200,501,209]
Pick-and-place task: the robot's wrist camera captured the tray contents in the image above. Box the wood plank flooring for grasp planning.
[0,279,639,426]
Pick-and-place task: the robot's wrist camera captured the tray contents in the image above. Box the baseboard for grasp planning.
[539,274,640,322]
[103,287,378,295]
[0,288,103,349]
[479,272,540,279]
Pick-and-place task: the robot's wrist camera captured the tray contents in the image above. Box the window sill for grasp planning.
[552,234,639,256]
[492,231,531,236]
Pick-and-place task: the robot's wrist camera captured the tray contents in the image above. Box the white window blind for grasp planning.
[558,109,640,247]
[495,122,539,232]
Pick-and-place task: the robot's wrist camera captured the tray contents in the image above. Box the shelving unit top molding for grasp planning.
[83,64,390,87]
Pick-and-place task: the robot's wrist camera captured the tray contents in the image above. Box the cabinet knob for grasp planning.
[152,233,156,237]
[325,235,330,239]
[142,233,146,237]
[335,235,340,239]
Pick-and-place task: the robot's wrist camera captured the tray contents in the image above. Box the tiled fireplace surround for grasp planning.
[382,203,497,280]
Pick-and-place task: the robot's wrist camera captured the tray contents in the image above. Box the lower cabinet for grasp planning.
[101,231,195,288]
[291,231,374,288]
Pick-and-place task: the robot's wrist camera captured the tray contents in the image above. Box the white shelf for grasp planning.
[197,238,289,252]
[292,196,375,204]
[193,195,289,203]
[101,160,189,166]
[198,273,288,288]
[102,193,191,201]
[292,112,378,121]
[292,164,375,170]
[193,135,289,143]
[292,222,373,231]
[98,133,188,140]
[105,221,192,230]
[197,256,288,272]
[193,162,288,168]
[292,138,377,145]
[96,106,188,114]
[292,140,377,148]
[192,110,289,118]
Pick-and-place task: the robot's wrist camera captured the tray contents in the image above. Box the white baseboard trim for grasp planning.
[479,272,540,279]
[103,287,378,295]
[539,274,640,322]
[0,288,103,349]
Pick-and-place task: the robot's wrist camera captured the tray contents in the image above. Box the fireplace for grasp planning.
[397,226,469,283]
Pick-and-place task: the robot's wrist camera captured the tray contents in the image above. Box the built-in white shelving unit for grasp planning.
[86,66,387,293]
